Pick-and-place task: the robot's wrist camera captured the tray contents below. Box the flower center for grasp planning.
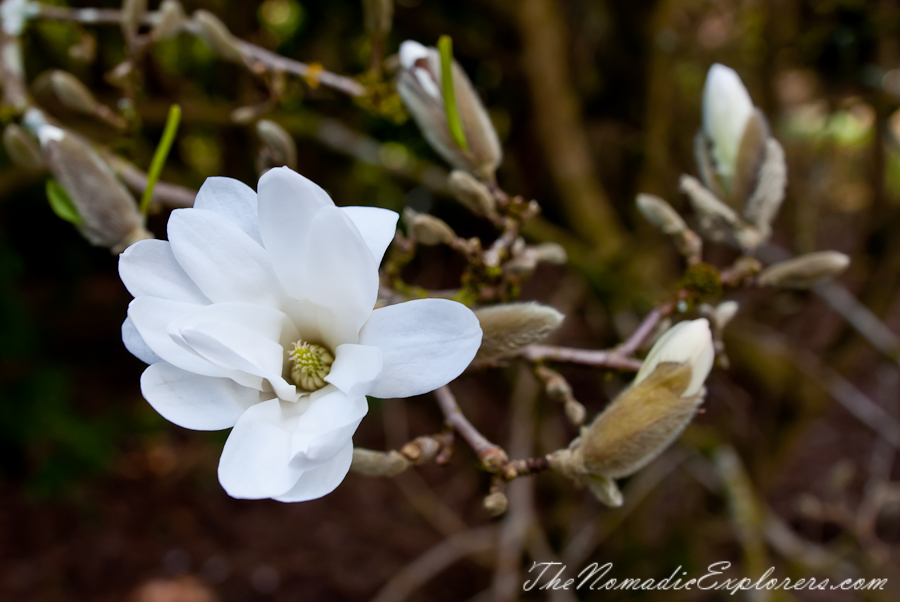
[288,341,334,392]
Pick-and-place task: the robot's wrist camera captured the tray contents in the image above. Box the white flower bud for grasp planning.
[635,319,715,399]
[703,64,754,181]
[32,115,150,252]
[447,169,496,216]
[473,302,564,362]
[151,0,186,40]
[714,300,739,330]
[403,207,456,245]
[48,70,100,115]
[636,193,687,235]
[2,124,44,170]
[350,448,410,477]
[193,10,243,63]
[397,40,502,181]
[256,119,297,171]
[757,251,850,289]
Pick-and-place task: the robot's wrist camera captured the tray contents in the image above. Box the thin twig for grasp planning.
[520,345,643,371]
[434,386,507,471]
[614,305,669,357]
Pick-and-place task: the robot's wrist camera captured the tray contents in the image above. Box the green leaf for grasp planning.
[437,35,468,151]
[140,103,182,215]
[45,179,83,225]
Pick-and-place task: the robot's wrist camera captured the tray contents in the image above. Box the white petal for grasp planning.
[636,318,714,397]
[702,64,754,177]
[257,167,334,299]
[179,320,297,402]
[217,398,306,499]
[324,344,383,398]
[167,208,286,307]
[305,206,380,348]
[399,40,430,69]
[118,239,208,304]
[273,441,354,503]
[340,206,399,265]
[193,176,263,245]
[360,298,482,399]
[128,296,234,378]
[122,317,162,364]
[140,362,259,431]
[288,386,367,471]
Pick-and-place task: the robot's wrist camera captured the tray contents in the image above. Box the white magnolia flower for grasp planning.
[119,167,483,502]
[702,63,755,180]
[634,318,715,398]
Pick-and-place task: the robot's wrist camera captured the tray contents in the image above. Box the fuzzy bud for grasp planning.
[473,302,564,362]
[28,112,150,252]
[256,119,297,171]
[397,40,502,181]
[757,251,850,289]
[350,448,410,477]
[483,491,508,517]
[636,193,687,235]
[403,207,456,246]
[2,124,44,170]
[193,10,243,63]
[48,70,100,115]
[581,320,714,480]
[151,0,186,40]
[121,0,147,42]
[447,169,496,216]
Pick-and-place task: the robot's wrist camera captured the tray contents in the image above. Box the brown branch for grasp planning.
[434,386,507,471]
[520,345,643,371]
[614,305,670,357]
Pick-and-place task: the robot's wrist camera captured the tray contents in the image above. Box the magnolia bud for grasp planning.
[28,112,150,252]
[702,64,754,183]
[473,302,564,362]
[447,169,496,216]
[193,10,243,63]
[151,0,186,40]
[121,0,147,42]
[2,124,44,170]
[742,138,787,234]
[636,193,687,235]
[581,320,714,479]
[48,70,99,115]
[350,448,410,477]
[403,207,456,245]
[714,300,739,329]
[483,491,508,517]
[757,251,850,289]
[397,40,502,181]
[256,119,297,170]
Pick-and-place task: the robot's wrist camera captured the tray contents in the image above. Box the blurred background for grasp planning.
[2,0,900,600]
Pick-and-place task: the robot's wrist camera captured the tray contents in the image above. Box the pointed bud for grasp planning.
[636,193,687,235]
[121,0,147,42]
[2,124,44,170]
[473,302,564,362]
[193,10,243,63]
[730,109,769,208]
[48,70,100,115]
[350,448,410,477]
[402,207,456,245]
[27,112,150,252]
[483,491,508,517]
[397,40,501,181]
[702,64,754,182]
[757,251,850,289]
[151,0,186,40]
[580,320,714,479]
[741,138,787,234]
[256,119,297,170]
[447,169,496,216]
[714,300,739,329]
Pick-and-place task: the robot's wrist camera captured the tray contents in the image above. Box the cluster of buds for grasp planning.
[396,39,502,182]
[549,320,715,506]
[682,64,787,251]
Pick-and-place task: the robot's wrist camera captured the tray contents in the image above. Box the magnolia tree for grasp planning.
[1,0,874,595]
